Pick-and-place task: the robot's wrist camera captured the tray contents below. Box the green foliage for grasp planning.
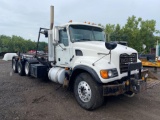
[0,35,47,53]
[105,24,115,42]
[104,15,158,53]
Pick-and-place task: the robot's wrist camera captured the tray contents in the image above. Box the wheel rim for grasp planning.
[78,81,91,102]
[18,64,21,73]
[25,62,29,75]
[13,61,16,70]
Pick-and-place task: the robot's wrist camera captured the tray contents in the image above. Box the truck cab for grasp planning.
[12,6,148,110]
[48,22,140,83]
[46,22,147,110]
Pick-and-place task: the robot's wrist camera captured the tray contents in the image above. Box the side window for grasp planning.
[59,28,69,46]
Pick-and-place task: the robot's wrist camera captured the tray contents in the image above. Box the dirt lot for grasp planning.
[0,60,160,120]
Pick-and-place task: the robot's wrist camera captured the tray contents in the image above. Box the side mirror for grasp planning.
[44,30,48,38]
[105,42,117,50]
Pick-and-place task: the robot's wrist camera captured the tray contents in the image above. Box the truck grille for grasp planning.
[120,53,137,74]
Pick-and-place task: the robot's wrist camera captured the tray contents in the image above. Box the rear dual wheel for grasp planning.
[12,58,18,73]
[24,61,30,76]
[12,59,30,76]
[17,61,25,76]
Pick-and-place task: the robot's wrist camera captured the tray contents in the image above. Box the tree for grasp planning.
[38,42,48,51]
[105,24,115,41]
[122,15,142,51]
[110,24,122,41]
[104,15,157,53]
[139,20,156,53]
[0,35,48,53]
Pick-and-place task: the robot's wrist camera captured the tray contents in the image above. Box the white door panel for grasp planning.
[56,44,71,66]
[55,28,71,66]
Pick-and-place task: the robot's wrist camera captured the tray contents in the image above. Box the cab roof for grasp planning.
[58,22,104,29]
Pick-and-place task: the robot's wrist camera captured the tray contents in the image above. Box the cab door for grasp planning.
[56,27,71,66]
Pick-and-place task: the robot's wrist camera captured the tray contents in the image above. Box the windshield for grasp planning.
[69,25,105,42]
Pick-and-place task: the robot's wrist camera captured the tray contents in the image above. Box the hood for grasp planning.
[73,41,137,55]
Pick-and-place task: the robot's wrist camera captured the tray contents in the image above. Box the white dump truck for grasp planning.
[12,6,148,110]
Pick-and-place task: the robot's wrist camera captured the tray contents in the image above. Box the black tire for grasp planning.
[12,58,18,73]
[25,61,30,76]
[17,61,25,76]
[74,72,104,110]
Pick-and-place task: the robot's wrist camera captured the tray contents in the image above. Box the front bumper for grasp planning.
[103,62,147,96]
[103,79,147,96]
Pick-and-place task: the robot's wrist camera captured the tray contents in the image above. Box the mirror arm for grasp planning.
[97,52,110,55]
[58,44,66,50]
[108,50,111,64]
[92,51,111,66]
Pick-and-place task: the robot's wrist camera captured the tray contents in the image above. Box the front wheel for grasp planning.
[74,73,104,110]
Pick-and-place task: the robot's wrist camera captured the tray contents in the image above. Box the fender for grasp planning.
[70,65,102,83]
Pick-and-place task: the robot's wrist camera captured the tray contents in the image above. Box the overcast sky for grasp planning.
[0,0,159,41]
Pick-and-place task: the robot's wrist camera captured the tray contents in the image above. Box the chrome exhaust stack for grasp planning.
[48,5,54,62]
[50,5,54,30]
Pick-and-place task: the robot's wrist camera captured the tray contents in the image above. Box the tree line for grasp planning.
[0,35,47,53]
[103,15,160,53]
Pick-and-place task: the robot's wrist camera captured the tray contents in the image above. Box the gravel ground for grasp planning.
[0,60,160,120]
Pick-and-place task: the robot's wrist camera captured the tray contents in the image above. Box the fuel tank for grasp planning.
[48,67,65,84]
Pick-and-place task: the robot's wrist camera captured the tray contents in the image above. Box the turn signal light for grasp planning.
[100,70,108,79]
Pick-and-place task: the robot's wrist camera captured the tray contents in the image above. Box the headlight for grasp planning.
[100,68,118,79]
[108,70,113,77]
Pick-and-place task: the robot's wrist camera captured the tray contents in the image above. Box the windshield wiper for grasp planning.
[76,39,91,42]
[90,40,104,41]
[97,40,104,41]
[74,39,104,42]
